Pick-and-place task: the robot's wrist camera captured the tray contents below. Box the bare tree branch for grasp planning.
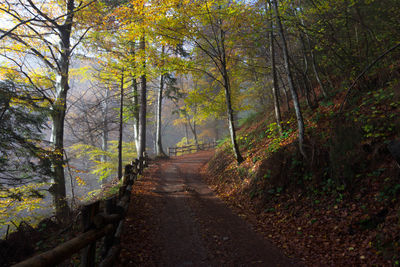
[0,16,38,40]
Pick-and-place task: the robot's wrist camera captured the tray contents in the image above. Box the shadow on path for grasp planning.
[119,151,301,266]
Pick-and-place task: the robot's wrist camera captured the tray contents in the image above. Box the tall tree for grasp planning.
[219,15,244,163]
[106,0,178,163]
[137,34,147,170]
[0,0,95,217]
[167,0,246,163]
[266,0,282,134]
[117,70,125,180]
[156,70,167,156]
[130,45,140,151]
[101,86,111,164]
[271,0,306,158]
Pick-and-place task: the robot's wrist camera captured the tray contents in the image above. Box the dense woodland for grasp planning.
[1,0,400,265]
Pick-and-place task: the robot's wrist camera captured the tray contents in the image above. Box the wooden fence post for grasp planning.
[132,159,139,177]
[144,152,149,168]
[81,201,100,267]
[102,197,117,257]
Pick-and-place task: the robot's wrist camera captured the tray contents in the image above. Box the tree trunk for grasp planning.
[131,77,139,151]
[302,74,313,109]
[220,26,244,164]
[308,36,327,98]
[266,0,282,134]
[131,77,139,150]
[137,35,147,171]
[299,34,313,108]
[130,44,140,151]
[101,88,110,163]
[278,73,291,111]
[49,0,75,218]
[101,87,110,184]
[50,102,69,218]
[186,114,198,146]
[272,0,306,158]
[299,32,318,108]
[184,123,189,145]
[223,75,243,164]
[117,71,124,180]
[193,118,199,147]
[156,73,167,157]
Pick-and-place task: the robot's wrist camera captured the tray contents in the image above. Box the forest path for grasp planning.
[118,150,299,266]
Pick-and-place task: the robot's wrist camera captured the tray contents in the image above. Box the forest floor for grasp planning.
[118,150,300,266]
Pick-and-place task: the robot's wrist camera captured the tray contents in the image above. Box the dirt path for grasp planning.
[118,151,300,266]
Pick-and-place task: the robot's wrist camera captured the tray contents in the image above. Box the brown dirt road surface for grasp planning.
[118,150,301,266]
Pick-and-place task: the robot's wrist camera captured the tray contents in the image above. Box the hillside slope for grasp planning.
[205,61,400,265]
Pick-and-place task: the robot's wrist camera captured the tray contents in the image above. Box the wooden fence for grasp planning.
[168,141,217,157]
[12,160,145,267]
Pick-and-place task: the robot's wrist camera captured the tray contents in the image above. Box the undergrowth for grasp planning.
[208,65,400,265]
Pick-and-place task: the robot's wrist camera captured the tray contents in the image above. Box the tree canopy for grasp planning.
[0,0,399,235]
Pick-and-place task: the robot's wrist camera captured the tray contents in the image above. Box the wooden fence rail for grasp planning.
[168,141,217,157]
[12,161,143,267]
